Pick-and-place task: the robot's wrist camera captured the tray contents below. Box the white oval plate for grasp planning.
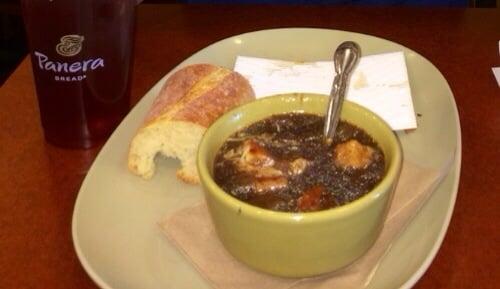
[72,28,461,289]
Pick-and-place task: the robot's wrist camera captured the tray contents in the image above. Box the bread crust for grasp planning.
[144,64,254,127]
[144,64,217,124]
[170,71,255,127]
[176,169,200,184]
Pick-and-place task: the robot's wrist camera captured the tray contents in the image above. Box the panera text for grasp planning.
[34,51,104,82]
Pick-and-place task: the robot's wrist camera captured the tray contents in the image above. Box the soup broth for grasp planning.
[213,113,385,212]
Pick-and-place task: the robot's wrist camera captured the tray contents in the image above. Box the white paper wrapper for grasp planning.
[234,52,417,131]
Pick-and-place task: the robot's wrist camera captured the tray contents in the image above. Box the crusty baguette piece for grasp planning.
[128,64,255,184]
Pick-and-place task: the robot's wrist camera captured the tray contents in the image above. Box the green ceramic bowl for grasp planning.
[197,93,403,277]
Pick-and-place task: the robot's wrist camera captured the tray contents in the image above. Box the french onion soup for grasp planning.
[213,113,385,212]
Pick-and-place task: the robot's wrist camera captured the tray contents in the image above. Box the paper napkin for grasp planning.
[493,67,500,87]
[492,41,500,87]
[160,158,454,289]
[234,53,417,131]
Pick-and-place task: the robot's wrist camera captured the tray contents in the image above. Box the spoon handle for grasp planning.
[324,74,346,143]
[324,41,361,144]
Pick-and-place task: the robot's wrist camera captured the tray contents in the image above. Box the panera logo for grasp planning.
[56,34,84,57]
[32,34,105,82]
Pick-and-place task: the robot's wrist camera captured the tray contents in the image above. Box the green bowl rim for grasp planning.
[197,93,403,224]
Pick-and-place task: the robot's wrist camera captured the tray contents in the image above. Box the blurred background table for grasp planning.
[0,3,499,289]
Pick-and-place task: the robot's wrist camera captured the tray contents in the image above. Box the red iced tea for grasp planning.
[21,0,136,148]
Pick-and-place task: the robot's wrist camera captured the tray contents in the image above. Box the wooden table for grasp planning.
[1,4,498,289]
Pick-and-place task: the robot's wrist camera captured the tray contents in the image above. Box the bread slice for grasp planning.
[128,64,255,184]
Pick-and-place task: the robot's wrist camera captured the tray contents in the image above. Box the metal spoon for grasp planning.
[324,41,361,144]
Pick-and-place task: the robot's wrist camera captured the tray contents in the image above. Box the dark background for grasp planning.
[0,0,497,86]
